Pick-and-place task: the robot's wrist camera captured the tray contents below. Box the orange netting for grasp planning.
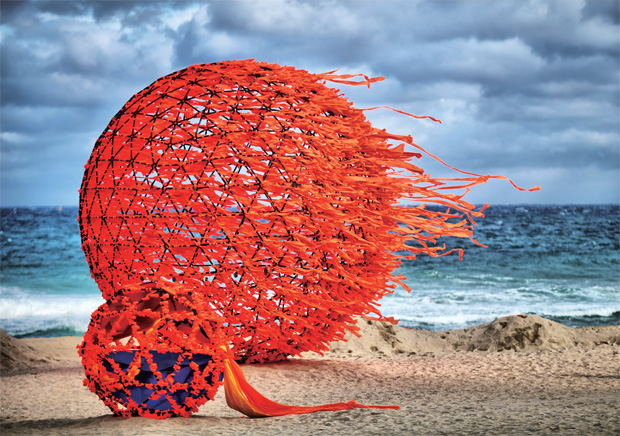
[78,59,537,418]
[78,285,227,418]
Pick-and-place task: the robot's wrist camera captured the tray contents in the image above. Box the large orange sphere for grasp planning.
[79,59,483,362]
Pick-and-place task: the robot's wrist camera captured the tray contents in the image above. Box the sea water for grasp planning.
[0,205,618,337]
[382,205,620,330]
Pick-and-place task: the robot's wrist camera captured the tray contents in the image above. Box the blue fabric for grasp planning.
[105,350,222,412]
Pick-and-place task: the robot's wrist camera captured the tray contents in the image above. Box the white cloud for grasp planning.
[164,5,201,31]
[202,31,244,58]
[211,0,364,36]
[549,128,618,148]
[0,132,28,144]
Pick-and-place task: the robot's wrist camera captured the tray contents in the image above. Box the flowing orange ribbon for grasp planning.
[222,348,399,418]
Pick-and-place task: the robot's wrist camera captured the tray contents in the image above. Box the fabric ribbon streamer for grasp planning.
[222,350,399,418]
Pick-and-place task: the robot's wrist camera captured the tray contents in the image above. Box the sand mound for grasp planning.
[0,330,81,372]
[322,315,619,358]
[449,315,599,352]
[0,329,50,371]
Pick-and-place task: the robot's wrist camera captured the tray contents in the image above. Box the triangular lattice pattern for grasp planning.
[79,285,227,418]
[79,59,533,366]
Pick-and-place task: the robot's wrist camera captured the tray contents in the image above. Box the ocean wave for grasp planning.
[390,309,619,331]
[545,311,620,328]
[0,288,103,319]
[380,295,620,331]
[537,306,620,319]
[12,322,86,339]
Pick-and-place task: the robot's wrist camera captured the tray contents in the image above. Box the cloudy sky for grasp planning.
[1,0,618,206]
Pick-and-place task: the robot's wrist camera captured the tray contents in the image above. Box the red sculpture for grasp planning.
[78,59,537,417]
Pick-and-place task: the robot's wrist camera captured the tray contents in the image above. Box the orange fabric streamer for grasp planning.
[320,71,385,88]
[223,353,399,418]
[362,106,443,124]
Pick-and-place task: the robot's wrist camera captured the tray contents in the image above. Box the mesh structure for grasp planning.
[78,59,537,417]
[79,285,227,418]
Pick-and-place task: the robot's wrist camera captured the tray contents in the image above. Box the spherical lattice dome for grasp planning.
[79,59,496,363]
[79,285,226,418]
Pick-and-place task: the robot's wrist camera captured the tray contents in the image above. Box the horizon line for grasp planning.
[1,203,619,209]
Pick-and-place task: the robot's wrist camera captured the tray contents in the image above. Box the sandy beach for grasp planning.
[1,315,618,436]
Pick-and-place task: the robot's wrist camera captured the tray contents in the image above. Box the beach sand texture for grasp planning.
[1,315,618,436]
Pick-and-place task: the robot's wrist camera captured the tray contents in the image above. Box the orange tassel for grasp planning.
[223,355,400,418]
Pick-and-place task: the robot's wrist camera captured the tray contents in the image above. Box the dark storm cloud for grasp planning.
[583,0,620,24]
[34,0,158,21]
[1,0,618,206]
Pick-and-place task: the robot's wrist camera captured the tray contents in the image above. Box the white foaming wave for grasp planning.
[539,306,620,318]
[379,290,620,330]
[0,292,104,319]
[397,312,495,326]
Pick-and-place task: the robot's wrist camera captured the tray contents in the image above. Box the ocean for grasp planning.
[0,205,618,338]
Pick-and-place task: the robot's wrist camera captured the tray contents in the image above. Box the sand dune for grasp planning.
[313,314,620,359]
[1,316,618,435]
[0,330,81,372]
